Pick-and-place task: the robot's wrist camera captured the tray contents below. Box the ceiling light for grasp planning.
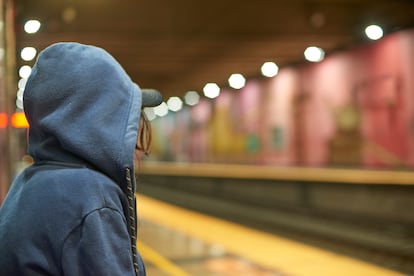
[143,107,156,121]
[167,96,183,112]
[16,97,24,110]
[17,89,24,101]
[203,83,220,99]
[261,62,279,77]
[16,89,24,110]
[19,65,32,79]
[184,91,200,106]
[365,25,383,40]
[24,20,41,34]
[20,47,37,61]
[228,73,246,89]
[153,102,169,117]
[18,78,28,90]
[304,46,325,62]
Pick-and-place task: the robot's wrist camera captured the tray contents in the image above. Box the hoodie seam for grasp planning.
[59,206,128,272]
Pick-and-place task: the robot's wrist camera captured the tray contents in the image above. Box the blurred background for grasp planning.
[1,0,414,275]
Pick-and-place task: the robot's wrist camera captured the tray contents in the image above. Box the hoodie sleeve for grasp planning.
[61,207,137,276]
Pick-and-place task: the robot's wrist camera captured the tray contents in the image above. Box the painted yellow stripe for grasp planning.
[137,241,190,276]
[137,194,404,276]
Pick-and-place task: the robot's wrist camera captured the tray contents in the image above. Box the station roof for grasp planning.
[13,0,414,98]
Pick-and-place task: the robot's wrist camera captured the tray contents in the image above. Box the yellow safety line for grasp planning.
[137,194,405,276]
[137,240,190,276]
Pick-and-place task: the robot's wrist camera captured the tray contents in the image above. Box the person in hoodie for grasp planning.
[0,42,163,276]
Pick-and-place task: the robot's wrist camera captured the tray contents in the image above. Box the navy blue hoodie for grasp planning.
[0,42,145,275]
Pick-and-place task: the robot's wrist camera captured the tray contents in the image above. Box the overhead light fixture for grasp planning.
[184,91,200,106]
[20,47,37,61]
[24,20,41,34]
[365,25,383,40]
[19,65,32,79]
[261,62,279,78]
[228,73,246,89]
[167,96,183,112]
[16,89,24,110]
[203,83,220,99]
[18,78,28,90]
[304,46,325,62]
[143,107,157,121]
[153,102,169,117]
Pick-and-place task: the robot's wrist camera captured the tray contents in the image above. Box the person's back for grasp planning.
[0,164,137,275]
[0,42,162,276]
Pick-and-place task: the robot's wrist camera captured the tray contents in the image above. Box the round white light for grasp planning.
[365,25,383,40]
[16,97,23,110]
[143,107,157,121]
[18,78,28,90]
[19,65,32,79]
[153,102,169,117]
[228,73,246,89]
[167,96,183,112]
[261,62,279,77]
[17,89,24,100]
[184,91,200,106]
[24,20,41,34]
[304,46,325,62]
[20,47,37,61]
[203,83,220,99]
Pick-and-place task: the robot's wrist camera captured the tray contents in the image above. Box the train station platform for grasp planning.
[137,195,405,276]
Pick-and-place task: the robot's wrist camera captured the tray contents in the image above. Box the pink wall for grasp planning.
[399,29,414,166]
[152,28,414,170]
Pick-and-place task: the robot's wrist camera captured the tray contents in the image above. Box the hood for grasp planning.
[23,42,142,188]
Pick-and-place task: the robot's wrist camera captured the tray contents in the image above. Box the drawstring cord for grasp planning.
[126,167,140,276]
